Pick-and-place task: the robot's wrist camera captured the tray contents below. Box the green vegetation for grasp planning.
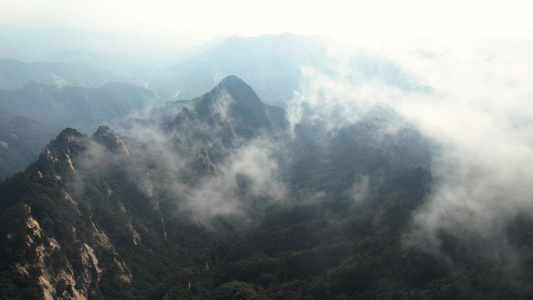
[3,158,531,299]
[0,76,532,299]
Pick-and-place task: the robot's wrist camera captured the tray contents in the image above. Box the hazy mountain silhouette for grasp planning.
[0,58,130,90]
[150,33,327,107]
[0,81,156,178]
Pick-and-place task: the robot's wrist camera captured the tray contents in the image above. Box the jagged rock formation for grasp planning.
[0,76,480,300]
[0,126,210,299]
[0,81,156,179]
[148,75,289,177]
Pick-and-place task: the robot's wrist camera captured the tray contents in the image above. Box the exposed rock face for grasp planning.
[9,205,89,299]
[31,128,88,180]
[0,126,154,299]
[7,201,136,299]
[0,76,293,299]
[92,126,130,156]
[197,140,220,176]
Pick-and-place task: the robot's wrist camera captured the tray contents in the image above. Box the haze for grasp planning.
[3,0,533,249]
[2,0,532,60]
[3,0,533,297]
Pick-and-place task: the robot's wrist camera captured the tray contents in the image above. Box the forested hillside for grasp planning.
[1,77,532,299]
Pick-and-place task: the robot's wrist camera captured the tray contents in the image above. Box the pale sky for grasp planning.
[1,0,532,45]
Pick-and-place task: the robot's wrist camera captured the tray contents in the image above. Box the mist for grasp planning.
[286,37,533,264]
[26,28,531,266]
[98,86,290,227]
[84,35,533,259]
[3,0,530,264]
[397,40,533,263]
[3,1,533,298]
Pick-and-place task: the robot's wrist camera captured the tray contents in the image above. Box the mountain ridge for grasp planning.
[0,81,156,179]
[1,75,529,299]
[0,58,130,90]
[193,75,288,141]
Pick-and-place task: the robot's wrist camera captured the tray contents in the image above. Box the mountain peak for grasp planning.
[48,128,84,150]
[28,128,87,178]
[29,126,131,179]
[191,76,287,141]
[215,75,264,110]
[93,125,130,155]
[220,75,246,86]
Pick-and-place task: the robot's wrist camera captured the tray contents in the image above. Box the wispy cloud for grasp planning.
[287,37,533,263]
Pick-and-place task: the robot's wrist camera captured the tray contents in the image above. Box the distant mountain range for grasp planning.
[0,58,130,90]
[1,33,426,106]
[147,33,429,107]
[148,33,328,107]
[0,81,156,178]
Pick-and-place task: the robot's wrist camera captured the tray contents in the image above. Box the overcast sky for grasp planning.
[2,0,532,45]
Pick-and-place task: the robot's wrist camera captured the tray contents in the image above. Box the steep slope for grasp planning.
[125,75,431,204]
[2,77,528,299]
[140,76,289,177]
[192,75,288,141]
[0,76,437,299]
[0,127,213,299]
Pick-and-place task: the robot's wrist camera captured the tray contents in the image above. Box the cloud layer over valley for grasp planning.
[287,38,533,263]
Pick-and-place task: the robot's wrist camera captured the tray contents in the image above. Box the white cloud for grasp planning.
[181,137,287,223]
[285,36,533,262]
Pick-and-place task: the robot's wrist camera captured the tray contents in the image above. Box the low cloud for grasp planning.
[181,137,287,223]
[103,90,288,226]
[288,37,533,263]
[351,175,370,203]
[52,74,67,88]
[394,40,533,263]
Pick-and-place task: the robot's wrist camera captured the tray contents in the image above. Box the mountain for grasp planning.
[192,75,288,141]
[0,81,155,127]
[288,112,432,196]
[148,33,427,107]
[0,126,213,299]
[149,33,327,107]
[46,50,137,73]
[0,82,156,179]
[1,77,532,299]
[45,50,160,86]
[0,58,130,90]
